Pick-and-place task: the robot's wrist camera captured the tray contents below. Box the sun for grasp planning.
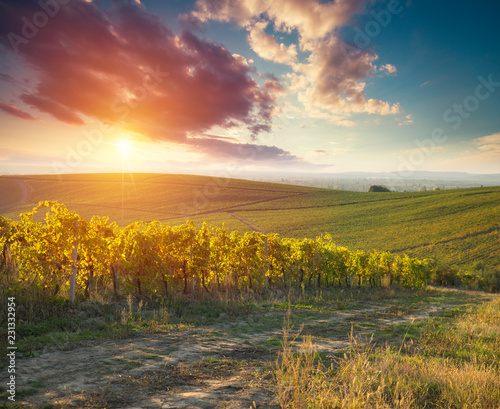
[118,139,132,154]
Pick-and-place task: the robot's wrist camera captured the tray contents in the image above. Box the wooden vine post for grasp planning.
[69,220,79,303]
[264,237,269,289]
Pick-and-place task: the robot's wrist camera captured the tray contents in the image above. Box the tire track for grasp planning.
[226,211,265,233]
[193,192,307,217]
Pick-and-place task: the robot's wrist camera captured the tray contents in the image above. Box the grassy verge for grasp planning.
[275,295,500,408]
[0,284,482,358]
[0,291,171,359]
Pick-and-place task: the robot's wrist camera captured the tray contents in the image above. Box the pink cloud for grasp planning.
[0,0,276,141]
[0,102,41,121]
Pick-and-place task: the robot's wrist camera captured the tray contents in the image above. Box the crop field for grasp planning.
[1,173,500,408]
[1,173,499,271]
[0,174,306,224]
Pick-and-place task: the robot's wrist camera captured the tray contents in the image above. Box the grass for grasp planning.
[0,285,495,408]
[274,296,500,408]
[0,289,171,358]
[1,173,499,273]
[0,283,479,359]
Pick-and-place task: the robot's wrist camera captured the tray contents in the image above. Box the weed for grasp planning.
[274,297,500,408]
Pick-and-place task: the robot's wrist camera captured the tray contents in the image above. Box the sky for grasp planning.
[0,0,499,177]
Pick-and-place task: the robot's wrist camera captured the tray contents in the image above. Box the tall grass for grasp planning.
[275,297,500,408]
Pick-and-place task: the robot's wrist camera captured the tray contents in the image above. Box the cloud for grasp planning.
[0,0,276,140]
[420,80,436,87]
[190,0,365,41]
[187,136,301,162]
[0,73,16,83]
[0,102,41,121]
[437,133,500,174]
[186,136,334,171]
[264,76,287,97]
[380,64,397,74]
[396,145,445,156]
[472,133,500,153]
[336,119,356,127]
[398,114,414,126]
[247,21,297,64]
[328,141,351,155]
[191,0,400,121]
[294,36,400,117]
[443,135,500,173]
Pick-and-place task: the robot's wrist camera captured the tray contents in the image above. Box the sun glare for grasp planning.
[119,139,132,154]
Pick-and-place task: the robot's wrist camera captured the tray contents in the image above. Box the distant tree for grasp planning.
[368,185,391,192]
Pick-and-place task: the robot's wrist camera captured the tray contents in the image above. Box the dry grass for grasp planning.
[274,297,500,408]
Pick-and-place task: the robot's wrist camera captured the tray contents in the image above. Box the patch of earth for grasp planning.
[0,293,488,408]
[4,329,277,409]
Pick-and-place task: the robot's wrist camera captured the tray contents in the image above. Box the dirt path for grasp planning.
[12,329,275,408]
[3,290,493,408]
[226,212,266,233]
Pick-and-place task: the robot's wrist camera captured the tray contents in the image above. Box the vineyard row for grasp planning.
[0,202,433,300]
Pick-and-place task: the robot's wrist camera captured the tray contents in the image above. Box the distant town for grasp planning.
[244,171,500,192]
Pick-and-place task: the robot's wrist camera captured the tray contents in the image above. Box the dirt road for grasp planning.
[3,288,491,408]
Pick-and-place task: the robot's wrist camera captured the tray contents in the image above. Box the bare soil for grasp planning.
[2,290,490,409]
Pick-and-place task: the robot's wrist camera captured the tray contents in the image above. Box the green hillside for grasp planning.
[1,173,499,270]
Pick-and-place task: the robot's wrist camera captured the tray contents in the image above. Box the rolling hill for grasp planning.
[1,173,499,270]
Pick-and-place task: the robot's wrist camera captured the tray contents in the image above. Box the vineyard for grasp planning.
[1,174,499,274]
[2,200,500,409]
[0,201,432,302]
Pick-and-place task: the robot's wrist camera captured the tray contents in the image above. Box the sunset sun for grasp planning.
[118,139,132,155]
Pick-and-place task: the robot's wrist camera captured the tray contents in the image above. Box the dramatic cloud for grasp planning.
[0,102,41,121]
[191,0,400,122]
[294,36,400,116]
[190,0,365,41]
[0,0,276,141]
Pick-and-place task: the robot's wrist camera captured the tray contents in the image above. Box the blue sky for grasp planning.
[0,0,499,176]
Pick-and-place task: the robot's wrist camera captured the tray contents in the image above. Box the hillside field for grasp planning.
[1,173,499,270]
[1,174,500,408]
